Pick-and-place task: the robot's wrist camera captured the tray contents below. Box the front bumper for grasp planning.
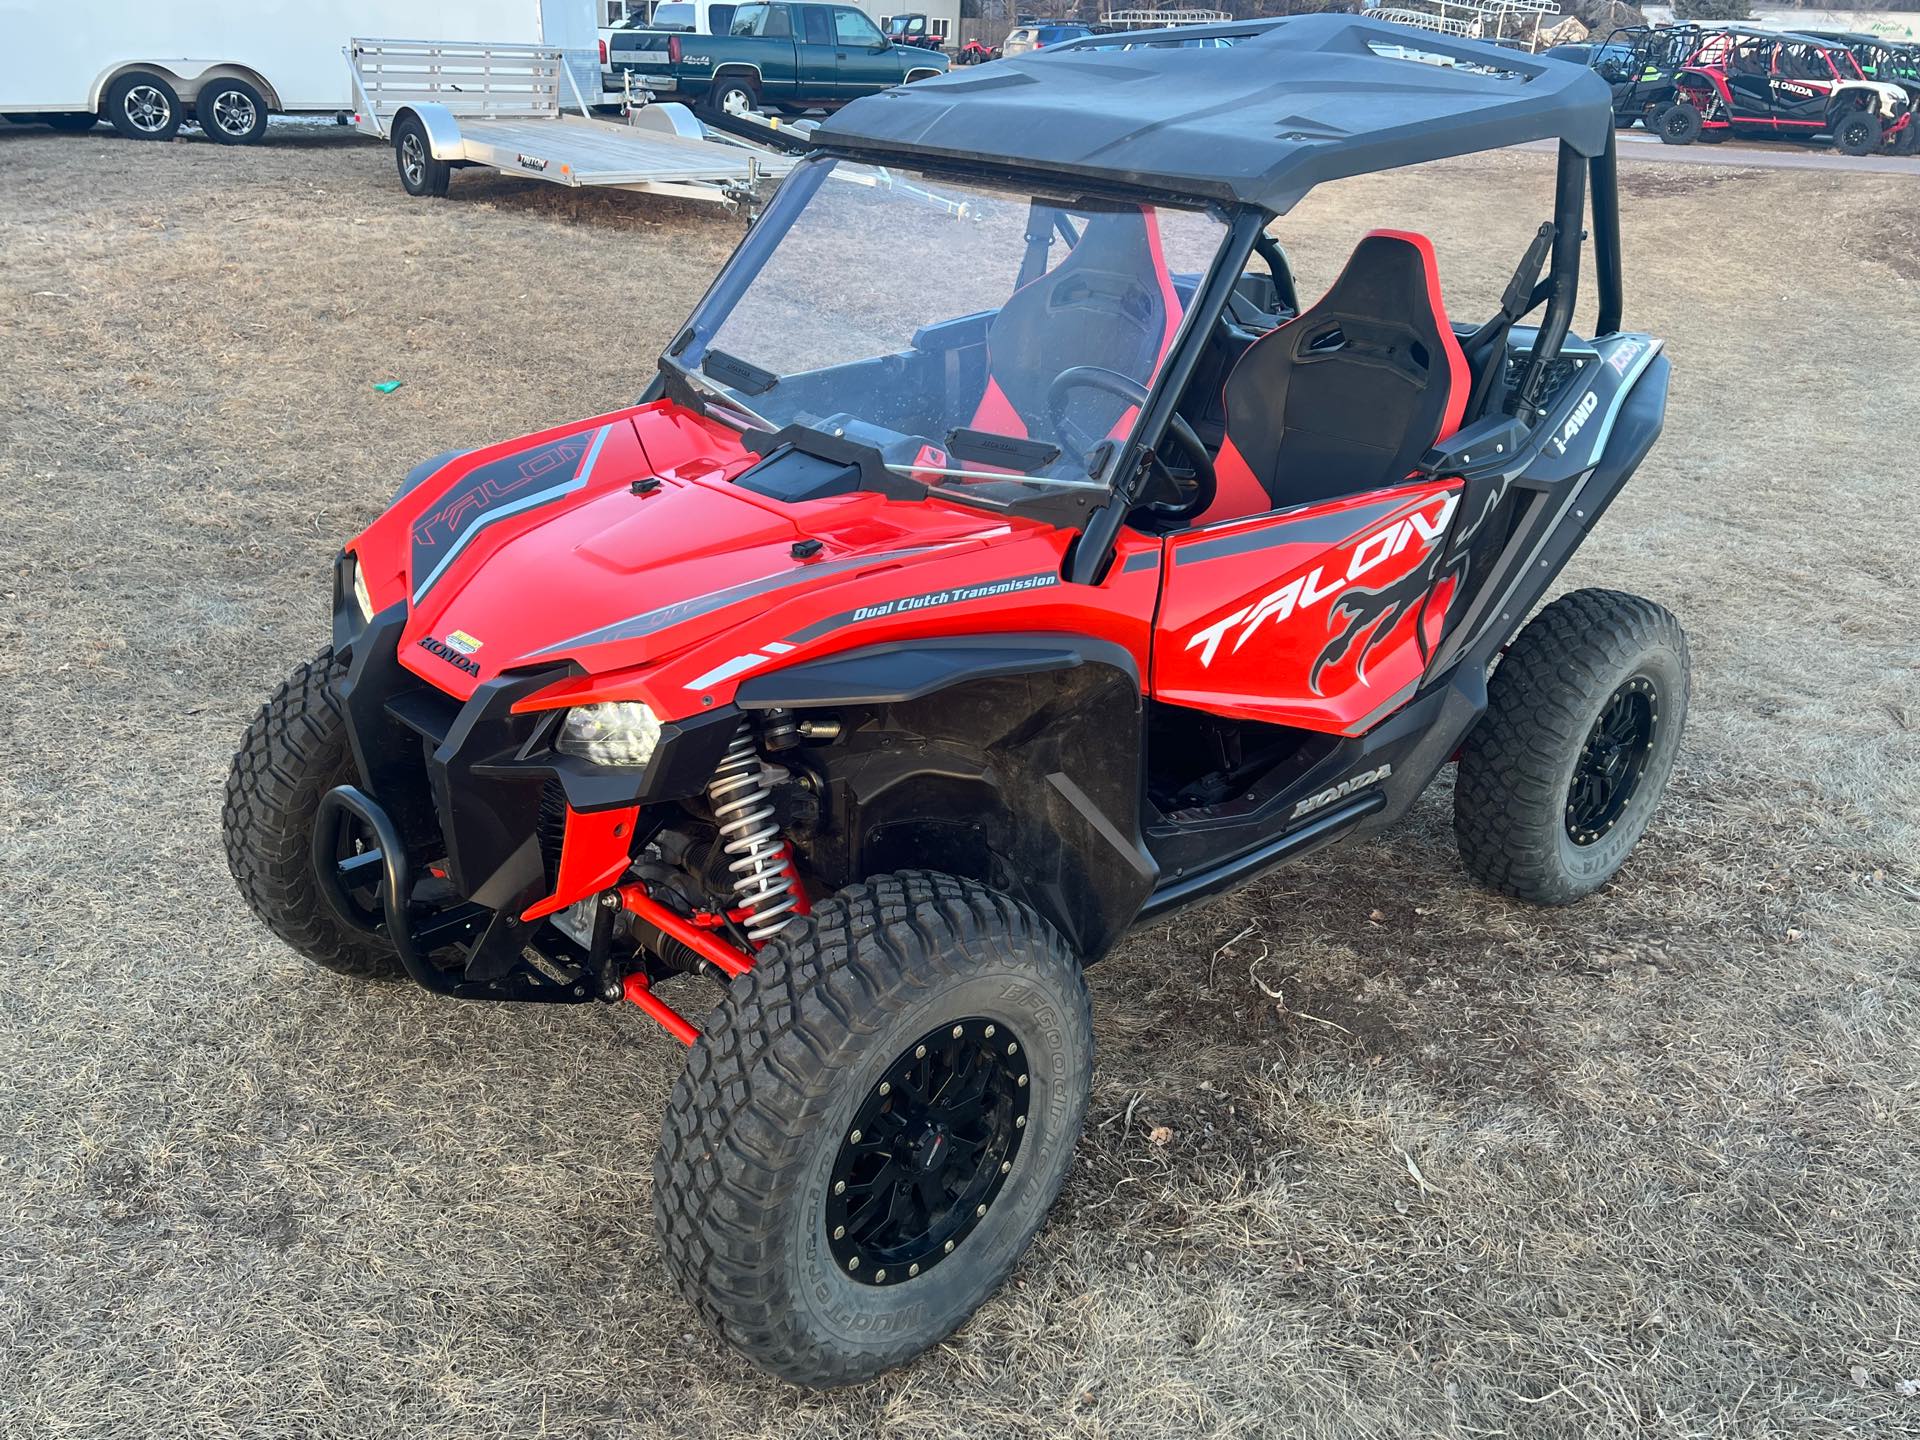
[325,559,737,994]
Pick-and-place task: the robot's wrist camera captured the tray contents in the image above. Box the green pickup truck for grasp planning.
[609,1,950,117]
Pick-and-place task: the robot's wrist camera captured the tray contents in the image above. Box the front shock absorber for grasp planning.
[707,720,803,942]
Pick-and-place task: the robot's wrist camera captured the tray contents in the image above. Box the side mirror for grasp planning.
[872,39,891,51]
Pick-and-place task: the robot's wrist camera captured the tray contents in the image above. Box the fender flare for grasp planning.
[391,101,465,159]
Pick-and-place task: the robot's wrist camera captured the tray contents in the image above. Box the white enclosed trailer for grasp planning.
[0,0,601,143]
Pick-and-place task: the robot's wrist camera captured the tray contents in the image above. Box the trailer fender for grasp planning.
[627,102,705,140]
[391,102,465,159]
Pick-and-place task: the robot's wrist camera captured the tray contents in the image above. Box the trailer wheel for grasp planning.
[1832,108,1882,157]
[106,72,182,142]
[392,115,450,198]
[654,871,1093,1387]
[196,78,269,145]
[703,74,759,120]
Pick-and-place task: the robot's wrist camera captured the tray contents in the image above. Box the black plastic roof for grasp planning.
[813,14,1614,214]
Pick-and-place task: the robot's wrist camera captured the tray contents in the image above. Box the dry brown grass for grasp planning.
[1,124,1917,1440]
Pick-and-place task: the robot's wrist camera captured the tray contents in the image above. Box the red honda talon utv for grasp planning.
[226,16,1687,1387]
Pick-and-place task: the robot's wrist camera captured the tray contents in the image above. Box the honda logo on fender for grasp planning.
[1185,494,1459,668]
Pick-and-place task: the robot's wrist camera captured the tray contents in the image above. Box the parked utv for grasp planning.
[226,16,1689,1388]
[1660,27,1912,153]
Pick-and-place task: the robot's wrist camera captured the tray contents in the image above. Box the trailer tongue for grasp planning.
[346,38,794,208]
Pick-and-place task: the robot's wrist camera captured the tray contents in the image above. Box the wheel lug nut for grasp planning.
[1006,1042,1017,1055]
[1015,1115,1026,1128]
[875,1268,887,1282]
[834,1225,846,1239]
[848,1257,860,1270]
[879,1082,890,1096]
[915,1044,926,1059]
[984,1025,995,1038]
[834,1180,846,1195]
[909,1263,920,1276]
[1000,1161,1011,1174]
[951,1025,964,1038]
[976,1204,987,1217]
[1017,1075,1027,1087]
[944,1240,955,1252]
[849,1129,861,1144]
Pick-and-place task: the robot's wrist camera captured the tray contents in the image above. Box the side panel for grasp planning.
[1151,481,1463,736]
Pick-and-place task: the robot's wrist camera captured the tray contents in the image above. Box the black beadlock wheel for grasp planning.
[223,649,404,980]
[1833,109,1882,157]
[1658,101,1702,145]
[1454,589,1690,906]
[653,872,1093,1388]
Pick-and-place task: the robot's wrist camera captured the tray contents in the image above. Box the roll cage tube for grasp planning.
[1070,206,1264,585]
[1512,140,1589,421]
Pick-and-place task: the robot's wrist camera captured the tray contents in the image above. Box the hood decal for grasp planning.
[411,424,613,603]
[527,544,952,659]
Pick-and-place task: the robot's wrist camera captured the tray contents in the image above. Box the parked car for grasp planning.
[0,0,600,144]
[601,3,741,95]
[609,0,949,116]
[1661,27,1911,155]
[1000,23,1092,56]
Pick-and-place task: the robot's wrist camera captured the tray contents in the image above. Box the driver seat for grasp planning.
[971,207,1184,445]
[1199,230,1467,524]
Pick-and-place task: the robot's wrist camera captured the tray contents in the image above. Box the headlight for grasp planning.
[556,701,662,767]
[350,555,375,623]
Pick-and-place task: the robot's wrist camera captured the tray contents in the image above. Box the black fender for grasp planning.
[739,636,1158,961]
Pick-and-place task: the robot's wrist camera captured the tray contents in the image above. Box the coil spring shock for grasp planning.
[707,719,802,942]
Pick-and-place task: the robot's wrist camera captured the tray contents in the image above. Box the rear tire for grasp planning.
[702,74,758,120]
[1832,108,1882,156]
[105,71,182,141]
[195,78,269,144]
[1454,589,1690,906]
[654,871,1093,1387]
[223,649,404,980]
[392,114,450,197]
[1657,101,1702,145]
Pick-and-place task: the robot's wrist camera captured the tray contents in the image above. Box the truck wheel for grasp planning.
[1832,109,1882,156]
[654,871,1093,1388]
[392,114,450,197]
[105,71,182,141]
[703,75,758,120]
[1453,589,1690,906]
[195,78,269,145]
[1656,101,1701,145]
[223,649,403,980]
[45,112,100,133]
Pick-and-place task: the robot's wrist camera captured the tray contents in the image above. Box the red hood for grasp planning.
[349,404,1032,706]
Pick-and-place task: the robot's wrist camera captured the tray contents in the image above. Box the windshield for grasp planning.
[669,158,1231,511]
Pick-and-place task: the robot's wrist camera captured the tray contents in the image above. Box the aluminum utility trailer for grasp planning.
[346,38,795,209]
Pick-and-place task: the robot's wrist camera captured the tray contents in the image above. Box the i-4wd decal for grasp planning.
[1185,495,1457,668]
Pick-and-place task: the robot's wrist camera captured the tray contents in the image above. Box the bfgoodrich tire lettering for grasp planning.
[222,648,403,979]
[653,871,1093,1387]
[1453,588,1690,906]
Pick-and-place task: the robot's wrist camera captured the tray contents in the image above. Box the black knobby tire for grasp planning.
[105,71,182,141]
[1657,101,1702,145]
[195,78,269,144]
[654,871,1093,1388]
[702,74,758,121]
[1891,120,1918,157]
[392,114,450,197]
[223,649,403,980]
[1832,108,1882,157]
[1454,589,1690,906]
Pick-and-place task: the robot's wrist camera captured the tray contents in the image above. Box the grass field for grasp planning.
[2,123,1917,1440]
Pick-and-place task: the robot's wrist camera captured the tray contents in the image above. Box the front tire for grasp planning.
[1832,108,1882,157]
[654,872,1093,1388]
[1657,101,1702,145]
[105,71,182,141]
[223,649,403,980]
[195,78,269,144]
[1454,589,1690,906]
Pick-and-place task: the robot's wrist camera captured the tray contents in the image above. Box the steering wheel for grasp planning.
[1044,366,1216,525]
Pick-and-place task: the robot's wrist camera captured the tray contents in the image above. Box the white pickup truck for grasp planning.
[599,1,740,96]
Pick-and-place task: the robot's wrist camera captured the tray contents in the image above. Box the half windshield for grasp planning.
[668,158,1232,511]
